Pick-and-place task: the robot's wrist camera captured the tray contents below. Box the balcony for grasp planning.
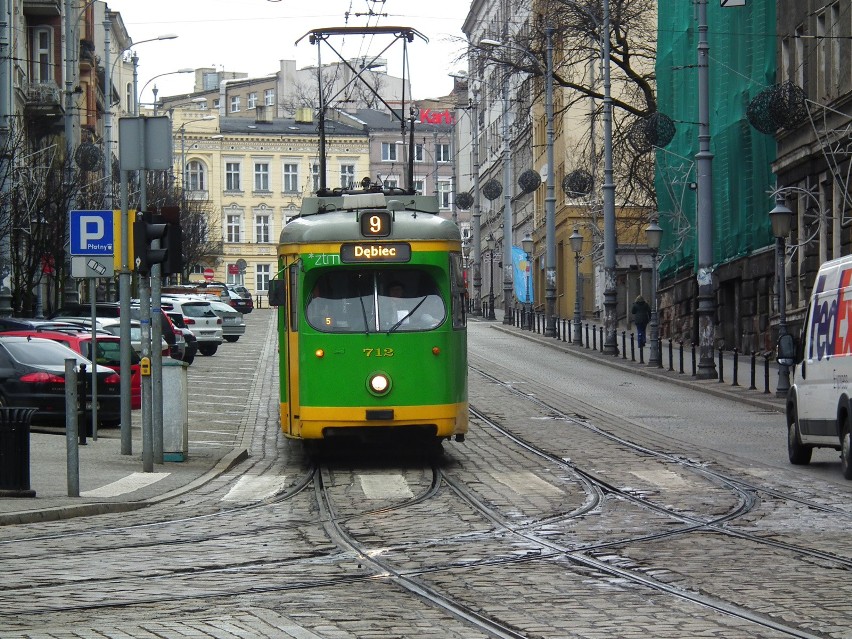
[23,82,63,119]
[22,0,60,16]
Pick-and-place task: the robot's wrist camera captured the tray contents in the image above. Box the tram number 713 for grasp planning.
[363,348,394,357]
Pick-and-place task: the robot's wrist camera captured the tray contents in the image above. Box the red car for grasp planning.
[1,328,142,410]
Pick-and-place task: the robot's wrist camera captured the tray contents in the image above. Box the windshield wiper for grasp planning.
[358,294,371,335]
[387,296,426,334]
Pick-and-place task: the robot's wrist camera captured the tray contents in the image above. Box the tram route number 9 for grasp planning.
[364,348,394,357]
[360,210,391,237]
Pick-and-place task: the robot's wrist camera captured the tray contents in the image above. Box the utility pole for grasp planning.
[695,0,718,379]
[0,0,13,317]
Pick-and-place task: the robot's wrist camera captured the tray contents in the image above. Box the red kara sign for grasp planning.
[420,109,454,126]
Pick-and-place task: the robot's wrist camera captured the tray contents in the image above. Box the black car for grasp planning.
[0,336,122,426]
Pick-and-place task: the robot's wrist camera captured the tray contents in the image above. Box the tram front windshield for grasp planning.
[306,269,445,333]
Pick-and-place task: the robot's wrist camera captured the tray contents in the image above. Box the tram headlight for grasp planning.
[368,372,391,396]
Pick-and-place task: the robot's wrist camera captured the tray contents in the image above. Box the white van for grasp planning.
[786,254,852,479]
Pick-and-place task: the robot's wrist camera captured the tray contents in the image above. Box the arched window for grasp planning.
[185,160,206,191]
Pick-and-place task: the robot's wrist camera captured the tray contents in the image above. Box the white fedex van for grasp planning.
[786,254,852,479]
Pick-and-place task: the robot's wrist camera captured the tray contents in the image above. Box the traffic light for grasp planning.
[133,213,168,275]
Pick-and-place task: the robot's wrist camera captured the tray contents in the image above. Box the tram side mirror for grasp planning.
[268,280,285,307]
[777,333,796,367]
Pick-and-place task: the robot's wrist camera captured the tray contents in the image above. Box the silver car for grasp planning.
[162,298,223,356]
[206,299,246,343]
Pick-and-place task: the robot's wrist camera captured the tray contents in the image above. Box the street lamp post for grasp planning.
[645,218,663,367]
[522,232,534,330]
[138,68,193,113]
[770,192,793,397]
[486,233,496,320]
[570,227,583,345]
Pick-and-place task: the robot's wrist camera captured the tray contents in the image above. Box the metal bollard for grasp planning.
[718,348,724,383]
[668,339,674,371]
[764,354,770,394]
[585,323,590,348]
[691,343,697,377]
[749,351,757,390]
[630,334,635,362]
[639,341,645,364]
[599,326,604,352]
[592,325,597,350]
[622,331,627,359]
[732,348,739,386]
[679,340,684,374]
[78,363,87,445]
[562,319,568,342]
[65,358,79,498]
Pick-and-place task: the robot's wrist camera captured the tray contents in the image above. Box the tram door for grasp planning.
[286,262,301,437]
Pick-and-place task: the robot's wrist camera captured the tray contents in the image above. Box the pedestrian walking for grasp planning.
[631,295,651,348]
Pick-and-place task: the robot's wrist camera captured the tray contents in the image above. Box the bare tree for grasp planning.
[463,0,660,236]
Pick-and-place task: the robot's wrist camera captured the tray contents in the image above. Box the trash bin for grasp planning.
[162,360,189,462]
[0,407,38,497]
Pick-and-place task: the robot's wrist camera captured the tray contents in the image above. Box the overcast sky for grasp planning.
[105,0,472,107]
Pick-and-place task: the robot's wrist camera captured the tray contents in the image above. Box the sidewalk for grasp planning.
[0,308,786,527]
[474,309,787,415]
[0,308,272,526]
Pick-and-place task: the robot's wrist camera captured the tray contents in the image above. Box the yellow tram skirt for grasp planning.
[280,402,468,440]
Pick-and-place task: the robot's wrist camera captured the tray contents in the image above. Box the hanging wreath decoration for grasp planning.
[456,192,474,210]
[562,169,594,197]
[75,142,103,171]
[627,112,676,154]
[747,81,808,134]
[517,169,541,194]
[482,178,502,201]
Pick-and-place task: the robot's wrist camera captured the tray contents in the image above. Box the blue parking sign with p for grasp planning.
[70,210,114,256]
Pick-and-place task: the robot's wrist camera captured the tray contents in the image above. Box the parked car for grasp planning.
[227,286,253,314]
[51,303,184,361]
[161,298,223,356]
[205,299,246,342]
[71,318,169,360]
[0,328,142,410]
[164,312,197,365]
[0,335,121,426]
[0,318,87,332]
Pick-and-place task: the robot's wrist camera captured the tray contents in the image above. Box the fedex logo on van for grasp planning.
[809,267,852,360]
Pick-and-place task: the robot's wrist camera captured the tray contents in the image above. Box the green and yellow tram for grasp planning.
[270,192,468,447]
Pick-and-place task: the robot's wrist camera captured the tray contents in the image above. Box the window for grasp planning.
[383,176,399,189]
[226,214,242,243]
[230,95,241,113]
[436,143,451,163]
[195,99,207,110]
[311,162,321,192]
[255,214,270,243]
[340,163,355,189]
[414,144,424,162]
[438,179,452,209]
[126,83,134,113]
[413,179,425,195]
[225,162,241,191]
[254,161,270,191]
[247,92,257,109]
[306,269,445,333]
[381,142,398,161]
[264,89,274,106]
[256,264,271,293]
[213,98,220,109]
[185,160,206,191]
[283,163,299,193]
[31,27,52,84]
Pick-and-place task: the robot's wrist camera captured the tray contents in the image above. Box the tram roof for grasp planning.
[280,194,460,244]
